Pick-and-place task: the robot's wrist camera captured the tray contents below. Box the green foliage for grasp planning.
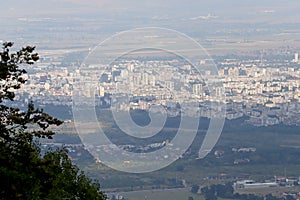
[0,42,38,102]
[200,185,217,200]
[265,194,284,200]
[190,185,199,194]
[0,42,106,199]
[201,183,284,200]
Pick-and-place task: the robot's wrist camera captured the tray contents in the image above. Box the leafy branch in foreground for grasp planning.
[0,42,106,200]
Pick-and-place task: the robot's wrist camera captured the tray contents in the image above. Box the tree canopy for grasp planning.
[0,42,106,200]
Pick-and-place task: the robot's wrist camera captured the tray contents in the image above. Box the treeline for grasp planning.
[193,183,291,200]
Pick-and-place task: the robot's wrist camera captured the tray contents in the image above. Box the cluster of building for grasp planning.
[214,147,257,165]
[234,177,300,195]
[85,140,181,165]
[15,52,300,126]
[219,56,300,126]
[40,142,85,161]
[234,177,300,199]
[205,173,251,181]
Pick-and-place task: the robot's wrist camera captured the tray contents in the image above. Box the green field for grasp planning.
[52,111,300,191]
[111,189,204,200]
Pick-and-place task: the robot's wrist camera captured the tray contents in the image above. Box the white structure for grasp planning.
[193,84,203,96]
[294,53,299,63]
[234,180,278,189]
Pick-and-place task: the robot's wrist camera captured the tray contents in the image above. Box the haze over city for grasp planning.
[2,1,300,200]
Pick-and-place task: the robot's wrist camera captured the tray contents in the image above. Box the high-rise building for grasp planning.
[294,53,299,63]
[99,86,105,97]
[193,84,203,96]
[128,64,135,72]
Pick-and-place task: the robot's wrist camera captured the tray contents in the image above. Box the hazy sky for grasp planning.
[2,0,299,20]
[1,0,300,50]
